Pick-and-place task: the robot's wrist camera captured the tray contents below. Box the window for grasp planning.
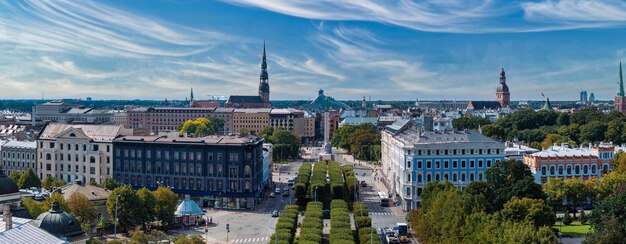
[470,160,475,168]
[487,159,492,168]
[444,160,449,169]
[90,167,96,174]
[550,166,555,175]
[478,173,483,181]
[575,165,580,175]
[90,156,96,163]
[229,167,238,178]
[592,165,597,174]
[435,174,440,181]
[244,165,251,177]
[417,174,422,183]
[453,173,457,181]
[453,160,458,168]
[426,174,432,182]
[417,161,422,169]
[435,161,440,169]
[426,161,432,169]
[461,173,466,181]
[470,173,474,181]
[558,166,564,175]
[461,160,466,168]
[542,166,547,175]
[478,160,483,168]
[407,161,411,168]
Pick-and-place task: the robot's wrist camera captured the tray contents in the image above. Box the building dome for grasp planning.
[33,202,85,238]
[0,167,19,195]
[496,83,509,93]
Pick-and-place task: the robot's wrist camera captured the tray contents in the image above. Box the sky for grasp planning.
[1,0,626,101]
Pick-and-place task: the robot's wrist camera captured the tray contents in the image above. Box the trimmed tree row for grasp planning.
[329,161,346,200]
[310,161,329,206]
[330,200,354,244]
[295,163,312,206]
[353,202,378,244]
[298,201,324,244]
[270,205,299,244]
[343,165,358,203]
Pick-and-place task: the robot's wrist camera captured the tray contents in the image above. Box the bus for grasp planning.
[379,192,390,207]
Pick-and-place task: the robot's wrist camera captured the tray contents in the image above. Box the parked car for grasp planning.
[275,188,281,194]
[287,178,295,186]
[271,210,279,217]
[269,192,275,198]
[360,181,368,187]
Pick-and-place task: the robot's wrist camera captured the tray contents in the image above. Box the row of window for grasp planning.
[42,153,108,164]
[540,164,610,176]
[43,163,106,175]
[115,161,253,178]
[410,172,484,183]
[414,148,501,156]
[411,158,500,170]
[1,162,35,169]
[1,151,35,160]
[41,142,109,152]
[117,174,254,192]
[117,150,251,162]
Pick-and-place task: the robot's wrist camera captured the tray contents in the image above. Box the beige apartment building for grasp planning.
[37,124,132,184]
[127,107,234,135]
[233,109,271,135]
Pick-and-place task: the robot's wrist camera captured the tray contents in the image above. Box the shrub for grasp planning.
[562,213,572,225]
[355,216,372,229]
[579,210,588,224]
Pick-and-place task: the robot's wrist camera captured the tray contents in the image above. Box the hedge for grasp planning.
[270,205,299,244]
[330,200,354,244]
[359,227,382,244]
[298,201,323,244]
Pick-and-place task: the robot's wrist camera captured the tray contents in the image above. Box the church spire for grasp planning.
[190,88,194,107]
[619,61,624,97]
[260,41,268,81]
[259,41,270,103]
[499,67,506,84]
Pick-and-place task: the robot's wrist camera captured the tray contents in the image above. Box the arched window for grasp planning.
[435,174,440,182]
[592,165,597,174]
[583,165,588,174]
[417,174,422,183]
[46,153,51,160]
[461,173,466,181]
[550,166,555,175]
[603,164,609,173]
[541,166,547,175]
[90,156,96,163]
[452,173,457,182]
[567,166,572,174]
[470,173,474,181]
[244,165,251,177]
[444,174,449,181]
[575,165,580,175]
[478,173,483,181]
[558,166,564,175]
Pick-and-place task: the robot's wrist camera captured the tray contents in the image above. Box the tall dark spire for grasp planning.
[260,41,268,81]
[619,61,624,97]
[499,67,506,84]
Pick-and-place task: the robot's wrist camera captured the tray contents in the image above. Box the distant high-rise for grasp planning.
[589,93,595,103]
[615,62,626,114]
[496,68,510,108]
[580,91,588,103]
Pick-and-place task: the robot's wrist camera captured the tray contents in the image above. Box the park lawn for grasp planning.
[553,221,592,237]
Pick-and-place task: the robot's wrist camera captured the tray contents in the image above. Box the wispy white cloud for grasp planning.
[223,0,512,33]
[523,0,626,23]
[0,1,237,58]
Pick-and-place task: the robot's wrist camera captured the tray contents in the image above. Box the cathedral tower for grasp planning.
[259,42,270,103]
[496,67,510,108]
[615,62,626,114]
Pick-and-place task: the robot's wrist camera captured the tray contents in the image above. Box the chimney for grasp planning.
[3,204,12,231]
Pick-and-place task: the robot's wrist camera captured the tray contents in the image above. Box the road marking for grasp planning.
[232,236,270,243]
[370,211,392,216]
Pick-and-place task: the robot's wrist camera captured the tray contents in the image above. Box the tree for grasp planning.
[557,112,570,126]
[485,159,545,210]
[605,120,624,144]
[21,197,48,218]
[614,150,626,172]
[136,187,156,227]
[18,168,41,189]
[237,128,250,136]
[562,212,572,225]
[107,185,143,231]
[172,235,205,244]
[542,178,565,212]
[44,192,70,212]
[270,127,298,145]
[9,171,21,185]
[501,197,555,228]
[100,178,120,190]
[67,192,97,228]
[579,121,607,143]
[153,187,178,228]
[564,178,587,217]
[542,134,564,149]
[178,117,225,136]
[258,126,274,141]
[42,176,67,190]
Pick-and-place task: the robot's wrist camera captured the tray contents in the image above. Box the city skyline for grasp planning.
[1,1,626,100]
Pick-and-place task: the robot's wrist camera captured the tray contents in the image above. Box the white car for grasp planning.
[269,192,275,198]
[275,188,281,194]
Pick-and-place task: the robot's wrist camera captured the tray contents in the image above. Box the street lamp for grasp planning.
[114,194,120,239]
[314,186,318,202]
[226,223,230,243]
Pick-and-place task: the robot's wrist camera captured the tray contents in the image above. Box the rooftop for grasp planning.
[0,216,66,244]
[59,184,110,202]
[1,140,36,149]
[394,129,500,145]
[39,124,125,142]
[115,134,262,145]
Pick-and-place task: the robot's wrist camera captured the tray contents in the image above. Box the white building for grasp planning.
[37,124,132,183]
[1,140,36,175]
[381,119,505,211]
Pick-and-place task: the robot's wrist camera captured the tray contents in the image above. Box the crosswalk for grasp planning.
[369,211,392,216]
[232,236,270,243]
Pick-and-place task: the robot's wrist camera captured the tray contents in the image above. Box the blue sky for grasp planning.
[1,0,626,101]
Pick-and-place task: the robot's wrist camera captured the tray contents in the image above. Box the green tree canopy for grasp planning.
[136,187,156,227]
[501,197,555,228]
[42,176,67,190]
[178,117,225,136]
[486,159,545,210]
[106,185,143,231]
[153,187,178,228]
[18,168,41,189]
[67,192,97,228]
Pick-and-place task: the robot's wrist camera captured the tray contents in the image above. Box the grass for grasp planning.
[553,221,592,237]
